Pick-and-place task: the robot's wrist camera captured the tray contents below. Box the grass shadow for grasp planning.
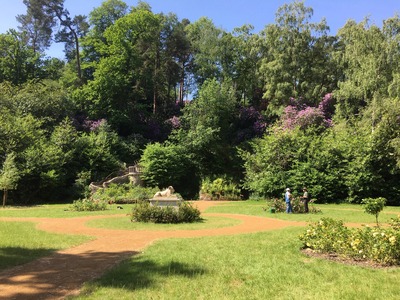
[0,247,57,270]
[85,256,208,291]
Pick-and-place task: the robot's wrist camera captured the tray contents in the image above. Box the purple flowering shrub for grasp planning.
[82,118,106,132]
[235,106,267,143]
[166,116,181,129]
[318,93,336,119]
[282,94,334,130]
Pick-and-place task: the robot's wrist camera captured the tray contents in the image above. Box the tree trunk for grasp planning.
[153,48,160,114]
[2,189,7,208]
[69,25,82,82]
[55,11,82,84]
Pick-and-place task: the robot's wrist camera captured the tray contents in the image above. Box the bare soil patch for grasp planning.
[301,248,399,269]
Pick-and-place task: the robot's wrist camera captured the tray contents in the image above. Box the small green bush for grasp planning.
[390,216,400,230]
[200,177,241,200]
[267,197,321,214]
[92,184,159,204]
[362,197,386,225]
[70,199,108,211]
[267,198,286,212]
[299,218,351,253]
[130,201,201,224]
[300,217,400,265]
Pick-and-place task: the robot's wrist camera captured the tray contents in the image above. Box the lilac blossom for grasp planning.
[166,116,181,129]
[282,104,332,130]
[235,106,267,143]
[318,93,336,119]
[83,118,106,132]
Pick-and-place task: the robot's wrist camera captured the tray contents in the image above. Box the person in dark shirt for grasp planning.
[301,187,309,213]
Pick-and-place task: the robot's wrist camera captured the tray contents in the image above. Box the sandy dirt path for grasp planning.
[0,201,305,300]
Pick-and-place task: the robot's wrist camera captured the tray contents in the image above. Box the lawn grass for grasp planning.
[73,227,400,300]
[0,203,136,218]
[2,200,400,299]
[0,221,91,270]
[205,200,400,224]
[86,215,241,231]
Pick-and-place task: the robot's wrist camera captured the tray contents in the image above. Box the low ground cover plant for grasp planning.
[200,177,241,200]
[69,199,108,211]
[300,217,400,265]
[92,184,159,204]
[130,201,201,223]
[70,185,161,211]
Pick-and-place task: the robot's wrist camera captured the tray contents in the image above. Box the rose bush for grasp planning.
[300,217,400,265]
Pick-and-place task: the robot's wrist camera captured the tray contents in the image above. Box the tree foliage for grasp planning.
[0,1,399,204]
[260,1,338,115]
[0,152,20,207]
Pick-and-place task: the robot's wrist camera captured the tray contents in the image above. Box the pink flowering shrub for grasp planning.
[282,105,329,130]
[83,118,106,132]
[166,116,181,129]
[318,93,336,119]
[282,94,334,130]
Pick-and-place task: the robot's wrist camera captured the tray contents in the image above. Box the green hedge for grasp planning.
[130,201,202,224]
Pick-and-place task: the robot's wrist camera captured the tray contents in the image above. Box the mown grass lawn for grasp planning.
[0,203,137,218]
[205,200,400,224]
[1,201,400,299]
[72,201,400,300]
[73,227,400,300]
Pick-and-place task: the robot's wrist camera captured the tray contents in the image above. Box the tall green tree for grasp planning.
[22,0,89,83]
[186,17,223,86]
[335,19,391,118]
[0,30,38,84]
[174,79,237,178]
[0,153,20,207]
[260,1,338,115]
[230,25,265,106]
[79,8,162,134]
[17,0,56,54]
[81,0,128,79]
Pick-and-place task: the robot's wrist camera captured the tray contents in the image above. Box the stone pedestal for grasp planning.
[148,196,182,207]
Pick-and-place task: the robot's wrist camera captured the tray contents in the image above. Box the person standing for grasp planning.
[285,188,293,213]
[301,187,309,213]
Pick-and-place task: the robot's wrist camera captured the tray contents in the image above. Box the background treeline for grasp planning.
[0,0,399,204]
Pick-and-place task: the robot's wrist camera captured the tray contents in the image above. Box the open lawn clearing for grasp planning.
[0,202,301,300]
[0,204,136,218]
[73,227,400,300]
[206,201,400,224]
[1,201,399,299]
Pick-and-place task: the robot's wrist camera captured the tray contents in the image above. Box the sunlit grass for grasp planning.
[74,227,400,300]
[86,215,241,231]
[0,221,91,270]
[204,200,400,224]
[2,199,400,299]
[0,203,137,218]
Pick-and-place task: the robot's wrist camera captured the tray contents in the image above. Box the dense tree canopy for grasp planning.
[0,0,399,204]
